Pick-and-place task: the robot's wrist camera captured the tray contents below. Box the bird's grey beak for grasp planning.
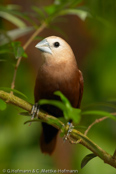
[35,39,52,54]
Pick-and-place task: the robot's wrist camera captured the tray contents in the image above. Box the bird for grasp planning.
[34,36,84,155]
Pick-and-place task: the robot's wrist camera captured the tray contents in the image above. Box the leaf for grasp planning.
[6,4,21,10]
[67,108,81,124]
[59,8,90,20]
[54,91,81,123]
[58,117,67,124]
[81,110,116,121]
[54,0,61,5]
[54,0,82,7]
[0,49,10,54]
[22,52,28,58]
[0,99,7,111]
[39,91,81,124]
[0,11,26,28]
[0,27,34,46]
[0,5,34,25]
[11,41,27,59]
[44,4,57,15]
[16,46,25,59]
[81,153,97,168]
[49,25,67,39]
[39,99,67,113]
[0,87,27,99]
[32,6,46,20]
[54,91,71,107]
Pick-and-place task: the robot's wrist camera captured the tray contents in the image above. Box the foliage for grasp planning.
[11,42,27,59]
[81,153,97,169]
[39,91,81,124]
[0,0,116,173]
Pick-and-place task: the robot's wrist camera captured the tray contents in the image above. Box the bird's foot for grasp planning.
[63,122,74,141]
[31,103,39,120]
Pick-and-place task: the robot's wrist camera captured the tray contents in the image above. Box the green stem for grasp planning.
[71,130,116,168]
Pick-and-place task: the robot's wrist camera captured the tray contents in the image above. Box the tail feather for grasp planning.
[40,131,57,155]
[40,123,58,155]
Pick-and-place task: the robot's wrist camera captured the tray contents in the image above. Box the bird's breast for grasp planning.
[34,63,80,110]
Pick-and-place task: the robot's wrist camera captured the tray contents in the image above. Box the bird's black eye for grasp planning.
[54,42,60,48]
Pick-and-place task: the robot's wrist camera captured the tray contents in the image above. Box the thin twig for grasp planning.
[84,113,116,136]
[84,117,107,136]
[11,22,47,91]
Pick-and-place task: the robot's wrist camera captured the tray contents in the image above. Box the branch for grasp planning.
[84,113,116,136]
[11,22,47,91]
[84,117,108,136]
[0,90,116,168]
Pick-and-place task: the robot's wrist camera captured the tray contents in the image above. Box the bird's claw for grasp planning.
[31,103,39,120]
[63,122,74,141]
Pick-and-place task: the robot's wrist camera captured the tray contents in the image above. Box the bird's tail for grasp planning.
[40,123,58,155]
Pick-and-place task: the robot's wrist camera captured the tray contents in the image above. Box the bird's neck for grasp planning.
[39,58,78,81]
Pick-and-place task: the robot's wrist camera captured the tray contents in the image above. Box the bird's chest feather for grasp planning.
[34,63,79,108]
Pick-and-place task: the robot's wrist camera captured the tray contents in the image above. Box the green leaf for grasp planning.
[39,99,67,113]
[81,110,116,121]
[22,52,28,58]
[39,91,81,124]
[54,91,81,123]
[0,99,7,110]
[59,9,90,20]
[69,108,81,124]
[32,6,46,20]
[0,87,27,99]
[0,11,26,28]
[39,98,72,121]
[54,91,71,107]
[44,4,57,15]
[54,0,82,7]
[49,25,67,39]
[81,153,97,168]
[6,4,21,10]
[16,46,24,59]
[0,49,10,54]
[11,41,27,59]
[0,27,34,46]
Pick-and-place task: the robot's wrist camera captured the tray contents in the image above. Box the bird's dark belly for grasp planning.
[39,83,64,118]
[38,80,78,118]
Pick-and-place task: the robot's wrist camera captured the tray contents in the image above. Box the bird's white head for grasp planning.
[35,36,76,64]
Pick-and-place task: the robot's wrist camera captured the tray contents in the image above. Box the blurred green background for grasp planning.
[0,0,116,173]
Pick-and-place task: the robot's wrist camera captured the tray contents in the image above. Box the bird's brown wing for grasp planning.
[77,70,84,108]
